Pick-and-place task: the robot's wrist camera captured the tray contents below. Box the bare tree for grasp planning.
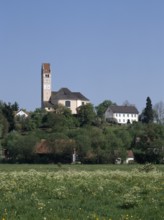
[122,100,135,106]
[153,101,164,124]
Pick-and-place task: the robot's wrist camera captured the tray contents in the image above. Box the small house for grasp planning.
[15,110,28,118]
[126,150,134,164]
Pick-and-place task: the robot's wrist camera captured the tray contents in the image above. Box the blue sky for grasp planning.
[0,0,164,112]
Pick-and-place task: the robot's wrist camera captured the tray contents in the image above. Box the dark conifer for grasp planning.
[142,97,154,123]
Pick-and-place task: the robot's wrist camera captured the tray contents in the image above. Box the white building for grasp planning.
[15,110,28,118]
[105,105,139,124]
[41,63,90,114]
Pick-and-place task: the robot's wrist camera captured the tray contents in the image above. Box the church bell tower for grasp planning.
[41,63,52,108]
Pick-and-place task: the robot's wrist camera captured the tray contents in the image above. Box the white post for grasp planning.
[72,148,76,163]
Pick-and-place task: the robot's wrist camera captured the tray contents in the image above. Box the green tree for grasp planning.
[95,100,116,119]
[3,131,21,161]
[131,123,164,163]
[2,102,19,131]
[42,112,65,132]
[76,103,96,126]
[0,112,9,160]
[68,128,92,162]
[30,108,46,128]
[18,134,38,162]
[114,128,132,149]
[12,102,19,111]
[103,126,128,163]
[90,127,108,163]
[42,105,78,132]
[141,97,154,123]
[42,133,75,163]
[14,108,46,133]
[0,112,9,138]
[4,132,38,162]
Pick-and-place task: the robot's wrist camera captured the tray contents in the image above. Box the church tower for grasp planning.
[41,63,52,108]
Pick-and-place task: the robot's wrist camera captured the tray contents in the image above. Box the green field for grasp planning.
[0,164,163,220]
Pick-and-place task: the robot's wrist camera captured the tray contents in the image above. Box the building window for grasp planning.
[82,102,85,105]
[45,74,49,78]
[65,101,71,108]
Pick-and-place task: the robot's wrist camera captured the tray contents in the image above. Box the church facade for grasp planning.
[41,63,90,114]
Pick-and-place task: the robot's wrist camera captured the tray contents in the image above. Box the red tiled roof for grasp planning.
[35,139,52,154]
[42,63,50,73]
[127,150,134,158]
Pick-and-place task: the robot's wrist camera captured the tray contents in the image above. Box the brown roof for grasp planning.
[35,139,52,154]
[42,63,51,73]
[35,139,76,154]
[127,150,134,158]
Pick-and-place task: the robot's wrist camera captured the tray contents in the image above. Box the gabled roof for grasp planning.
[51,88,89,103]
[43,88,89,108]
[108,105,139,114]
[15,110,29,117]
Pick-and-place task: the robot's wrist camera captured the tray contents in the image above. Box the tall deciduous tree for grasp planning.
[2,102,19,131]
[131,123,164,163]
[4,132,38,162]
[95,100,116,118]
[77,103,96,126]
[0,113,9,138]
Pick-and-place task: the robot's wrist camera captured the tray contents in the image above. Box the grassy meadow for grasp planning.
[0,164,163,220]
